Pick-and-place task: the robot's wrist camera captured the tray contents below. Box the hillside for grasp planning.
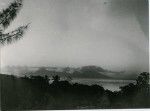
[25,66,112,79]
[1,65,137,80]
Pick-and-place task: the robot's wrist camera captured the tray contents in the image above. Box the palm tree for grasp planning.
[0,0,29,45]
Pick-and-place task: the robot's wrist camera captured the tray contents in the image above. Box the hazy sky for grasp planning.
[0,0,149,72]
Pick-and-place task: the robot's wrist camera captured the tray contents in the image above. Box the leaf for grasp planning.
[0,0,23,29]
[0,24,29,45]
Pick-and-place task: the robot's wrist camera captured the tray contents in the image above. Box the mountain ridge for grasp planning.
[1,65,137,80]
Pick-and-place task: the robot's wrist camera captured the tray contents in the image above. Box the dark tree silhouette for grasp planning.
[1,72,150,110]
[136,72,149,86]
[0,0,29,45]
[44,75,49,84]
[52,75,60,83]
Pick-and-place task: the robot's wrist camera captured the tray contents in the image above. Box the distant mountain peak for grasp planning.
[80,65,106,72]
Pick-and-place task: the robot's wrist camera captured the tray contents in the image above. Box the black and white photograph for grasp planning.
[0,0,149,110]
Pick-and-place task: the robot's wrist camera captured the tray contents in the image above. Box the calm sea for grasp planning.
[71,78,136,91]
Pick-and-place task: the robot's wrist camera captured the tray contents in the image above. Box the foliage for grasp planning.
[0,72,149,110]
[0,0,29,45]
[52,75,60,83]
[136,72,149,86]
